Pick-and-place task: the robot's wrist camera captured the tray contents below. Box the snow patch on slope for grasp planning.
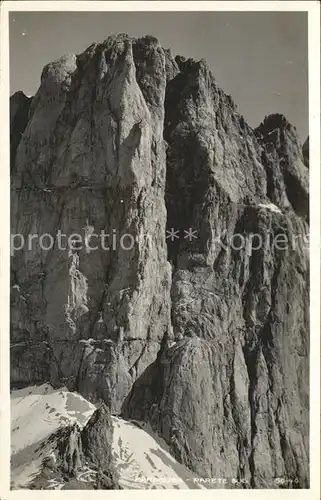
[258,202,282,214]
[112,417,200,489]
[11,383,95,454]
[11,384,200,490]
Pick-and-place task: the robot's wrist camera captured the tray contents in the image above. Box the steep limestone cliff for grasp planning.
[29,403,119,489]
[11,34,309,488]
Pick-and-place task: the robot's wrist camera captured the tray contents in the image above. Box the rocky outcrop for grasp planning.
[31,404,119,489]
[11,34,309,488]
[255,115,309,221]
[81,403,113,466]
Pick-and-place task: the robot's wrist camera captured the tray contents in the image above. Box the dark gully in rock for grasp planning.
[10,34,309,489]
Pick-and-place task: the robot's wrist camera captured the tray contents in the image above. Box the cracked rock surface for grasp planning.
[11,34,309,488]
[11,35,172,413]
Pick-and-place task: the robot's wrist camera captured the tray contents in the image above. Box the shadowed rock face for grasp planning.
[80,403,120,489]
[10,91,32,173]
[123,50,309,487]
[81,403,113,466]
[302,136,309,168]
[255,114,309,221]
[11,34,309,488]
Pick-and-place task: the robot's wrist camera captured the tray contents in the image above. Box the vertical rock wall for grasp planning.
[11,35,309,487]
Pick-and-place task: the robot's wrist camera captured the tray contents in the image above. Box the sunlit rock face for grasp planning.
[10,35,173,413]
[11,34,309,488]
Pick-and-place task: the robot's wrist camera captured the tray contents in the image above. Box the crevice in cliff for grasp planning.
[242,344,259,488]
[229,344,246,482]
[240,232,262,487]
[127,322,152,379]
[10,92,32,173]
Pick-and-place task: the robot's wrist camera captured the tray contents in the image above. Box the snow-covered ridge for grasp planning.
[11,384,202,490]
[11,383,95,455]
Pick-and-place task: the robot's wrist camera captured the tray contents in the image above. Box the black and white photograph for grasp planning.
[1,0,320,495]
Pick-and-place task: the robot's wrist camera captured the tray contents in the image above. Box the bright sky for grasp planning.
[9,11,308,142]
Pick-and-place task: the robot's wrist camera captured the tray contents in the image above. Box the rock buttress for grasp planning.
[123,56,309,488]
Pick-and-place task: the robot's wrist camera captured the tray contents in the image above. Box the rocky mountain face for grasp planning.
[11,35,172,413]
[11,34,309,488]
